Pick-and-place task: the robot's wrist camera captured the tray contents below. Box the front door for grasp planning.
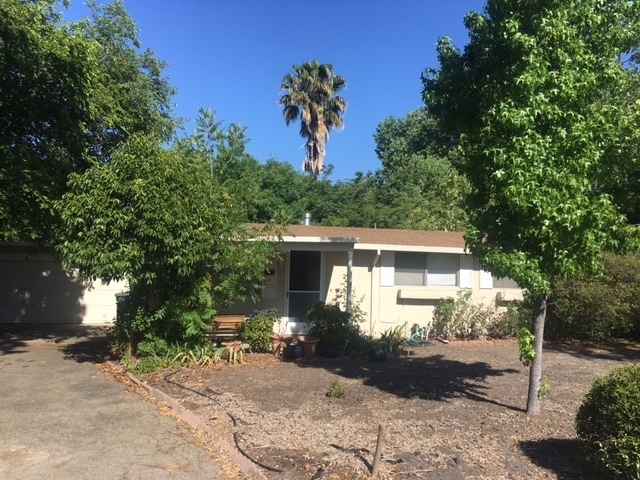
[286,250,321,334]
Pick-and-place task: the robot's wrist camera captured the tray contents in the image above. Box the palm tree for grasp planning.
[279,61,347,176]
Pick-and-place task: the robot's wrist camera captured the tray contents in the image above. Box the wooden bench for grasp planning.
[208,314,247,343]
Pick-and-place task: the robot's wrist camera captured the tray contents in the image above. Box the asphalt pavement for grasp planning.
[0,325,222,480]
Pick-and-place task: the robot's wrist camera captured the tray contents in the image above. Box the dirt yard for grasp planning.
[139,340,640,479]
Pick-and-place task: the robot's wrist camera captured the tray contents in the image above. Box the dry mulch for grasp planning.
[138,339,640,479]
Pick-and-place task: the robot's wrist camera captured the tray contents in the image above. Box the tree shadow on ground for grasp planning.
[0,324,112,363]
[519,438,595,480]
[60,337,113,363]
[296,353,523,411]
[545,340,640,362]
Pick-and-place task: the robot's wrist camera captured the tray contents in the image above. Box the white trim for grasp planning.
[356,244,466,254]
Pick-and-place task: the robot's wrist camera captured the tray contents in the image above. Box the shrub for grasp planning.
[432,291,487,339]
[239,309,279,353]
[548,253,640,341]
[487,299,531,339]
[575,365,640,479]
[305,302,351,346]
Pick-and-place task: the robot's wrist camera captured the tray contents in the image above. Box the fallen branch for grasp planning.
[371,423,385,476]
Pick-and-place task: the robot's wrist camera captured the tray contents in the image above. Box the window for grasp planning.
[394,252,458,287]
[427,253,457,286]
[394,252,426,286]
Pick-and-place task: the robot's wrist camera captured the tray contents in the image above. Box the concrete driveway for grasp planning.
[0,325,222,480]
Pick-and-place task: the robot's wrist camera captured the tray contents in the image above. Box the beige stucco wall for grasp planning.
[0,247,126,324]
[323,250,522,337]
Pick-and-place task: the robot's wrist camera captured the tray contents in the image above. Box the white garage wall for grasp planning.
[0,245,125,324]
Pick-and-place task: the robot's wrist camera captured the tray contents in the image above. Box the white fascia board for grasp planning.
[278,237,358,252]
[280,236,359,244]
[354,243,468,254]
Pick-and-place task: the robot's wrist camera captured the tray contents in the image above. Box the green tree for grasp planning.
[57,135,276,356]
[423,0,640,414]
[373,110,469,231]
[279,60,347,176]
[0,0,175,243]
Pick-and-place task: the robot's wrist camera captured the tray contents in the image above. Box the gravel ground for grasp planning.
[139,339,640,479]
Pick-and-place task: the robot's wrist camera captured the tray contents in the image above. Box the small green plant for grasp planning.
[173,344,220,367]
[239,309,279,353]
[327,380,347,398]
[538,375,551,399]
[378,323,407,355]
[576,365,640,480]
[122,355,174,374]
[517,327,536,367]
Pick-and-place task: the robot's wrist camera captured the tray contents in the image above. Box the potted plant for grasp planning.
[239,309,290,353]
[304,302,350,357]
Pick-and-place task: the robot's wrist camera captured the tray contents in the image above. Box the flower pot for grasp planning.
[317,344,341,358]
[283,345,302,360]
[270,334,293,353]
[296,336,319,357]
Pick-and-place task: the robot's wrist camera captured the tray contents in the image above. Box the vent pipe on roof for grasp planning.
[301,213,312,226]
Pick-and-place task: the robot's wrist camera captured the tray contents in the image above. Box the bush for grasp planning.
[432,291,487,339]
[487,297,533,339]
[239,309,279,353]
[576,365,640,479]
[547,253,640,341]
[305,302,351,346]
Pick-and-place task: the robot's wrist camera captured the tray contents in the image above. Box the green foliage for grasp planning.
[424,0,640,296]
[305,302,351,346]
[432,291,488,340]
[326,380,347,399]
[378,323,407,355]
[538,375,551,400]
[373,109,469,231]
[487,299,532,339]
[548,253,640,341]
[58,135,276,356]
[517,328,536,368]
[239,309,279,353]
[344,330,378,359]
[576,365,640,479]
[173,343,244,367]
[0,0,176,242]
[331,275,367,326]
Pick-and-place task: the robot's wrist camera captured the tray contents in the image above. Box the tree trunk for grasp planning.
[526,293,548,415]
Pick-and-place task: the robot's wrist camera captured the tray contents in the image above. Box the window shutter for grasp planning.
[380,251,394,287]
[458,255,473,289]
[480,270,493,289]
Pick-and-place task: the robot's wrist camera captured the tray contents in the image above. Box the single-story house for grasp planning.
[0,224,523,332]
[225,223,523,336]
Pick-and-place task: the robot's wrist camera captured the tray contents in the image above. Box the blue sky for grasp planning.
[67,1,486,180]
